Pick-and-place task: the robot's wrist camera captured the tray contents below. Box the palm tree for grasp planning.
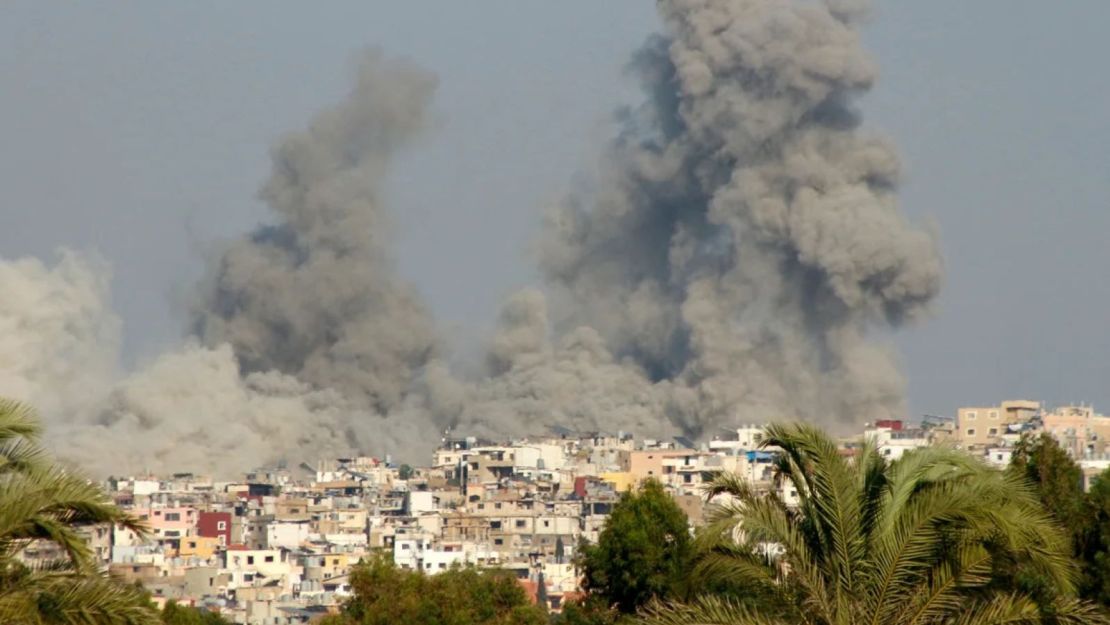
[0,398,159,625]
[643,423,1108,625]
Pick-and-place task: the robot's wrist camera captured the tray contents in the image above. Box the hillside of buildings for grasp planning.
[8,399,1109,623]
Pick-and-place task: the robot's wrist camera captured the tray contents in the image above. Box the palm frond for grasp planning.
[639,595,791,625]
[0,399,41,444]
[0,572,160,625]
[0,440,50,477]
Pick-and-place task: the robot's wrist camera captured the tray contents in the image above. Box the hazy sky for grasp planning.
[2,1,1108,421]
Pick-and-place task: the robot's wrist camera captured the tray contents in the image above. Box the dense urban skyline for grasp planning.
[3,2,1110,468]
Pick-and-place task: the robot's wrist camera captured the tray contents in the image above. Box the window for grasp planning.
[217,521,227,531]
[543,520,550,528]
[264,555,274,563]
[490,521,502,530]
[515,520,526,528]
[494,538,503,546]
[188,541,197,549]
[966,429,976,436]
[333,558,340,566]
[989,411,999,419]
[966,411,977,420]
[165,513,180,521]
[988,428,998,436]
[401,544,410,550]
[247,556,255,565]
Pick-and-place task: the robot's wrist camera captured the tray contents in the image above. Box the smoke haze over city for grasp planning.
[2,0,1109,475]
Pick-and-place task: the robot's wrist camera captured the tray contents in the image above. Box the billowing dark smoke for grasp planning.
[539,0,941,437]
[192,50,440,414]
[1,0,941,475]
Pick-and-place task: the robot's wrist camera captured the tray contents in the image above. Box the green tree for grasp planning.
[1010,433,1092,549]
[642,423,1107,625]
[1009,432,1100,601]
[160,600,231,625]
[1084,468,1110,605]
[0,398,159,625]
[555,596,622,625]
[398,464,415,480]
[577,478,692,615]
[321,552,547,625]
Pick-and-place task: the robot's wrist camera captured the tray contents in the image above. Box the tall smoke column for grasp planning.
[192,50,441,414]
[538,0,942,437]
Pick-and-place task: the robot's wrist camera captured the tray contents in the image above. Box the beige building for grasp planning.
[956,400,1040,448]
[1042,405,1110,457]
[618,449,696,481]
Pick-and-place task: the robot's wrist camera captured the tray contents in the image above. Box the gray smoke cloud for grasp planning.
[1,0,941,475]
[0,252,119,427]
[464,289,672,439]
[191,50,440,414]
[1,51,449,475]
[539,0,941,437]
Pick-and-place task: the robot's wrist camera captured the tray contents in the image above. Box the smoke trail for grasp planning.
[538,0,941,437]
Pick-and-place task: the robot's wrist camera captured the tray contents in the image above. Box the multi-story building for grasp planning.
[956,399,1040,448]
[198,511,232,546]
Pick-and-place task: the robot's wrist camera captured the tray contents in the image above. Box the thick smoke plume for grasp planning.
[0,0,940,475]
[1,52,448,475]
[540,0,941,437]
[191,50,440,414]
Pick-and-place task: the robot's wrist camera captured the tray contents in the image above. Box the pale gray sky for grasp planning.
[2,1,1108,420]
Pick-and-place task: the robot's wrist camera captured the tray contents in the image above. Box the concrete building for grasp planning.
[956,400,1040,448]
